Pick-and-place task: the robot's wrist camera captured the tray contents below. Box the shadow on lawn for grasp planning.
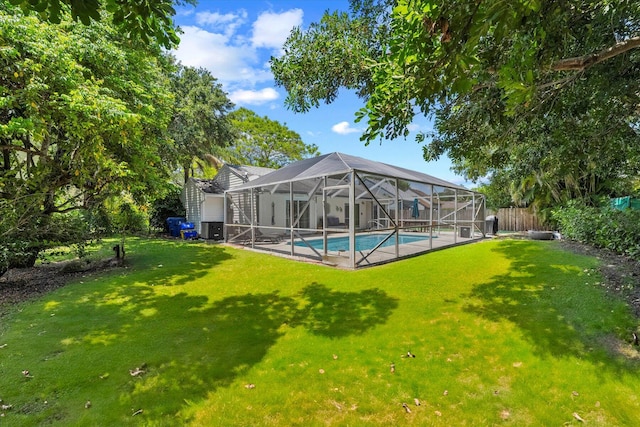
[464,240,637,368]
[44,278,397,423]
[123,239,234,286]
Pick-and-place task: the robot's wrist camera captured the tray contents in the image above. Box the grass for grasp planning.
[0,237,639,426]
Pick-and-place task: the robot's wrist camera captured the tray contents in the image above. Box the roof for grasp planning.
[189,164,274,194]
[191,178,225,194]
[230,152,469,191]
[227,164,275,181]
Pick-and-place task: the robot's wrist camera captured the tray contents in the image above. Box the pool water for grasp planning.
[293,233,433,252]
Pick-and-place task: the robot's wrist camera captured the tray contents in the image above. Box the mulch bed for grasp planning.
[0,258,124,313]
[1,240,639,317]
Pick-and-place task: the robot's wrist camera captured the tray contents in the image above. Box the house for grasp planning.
[181,164,273,239]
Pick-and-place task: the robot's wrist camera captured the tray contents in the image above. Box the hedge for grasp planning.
[552,200,640,260]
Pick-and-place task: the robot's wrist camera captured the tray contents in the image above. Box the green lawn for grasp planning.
[1,237,639,426]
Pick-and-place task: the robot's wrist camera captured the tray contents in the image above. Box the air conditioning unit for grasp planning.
[201,222,224,240]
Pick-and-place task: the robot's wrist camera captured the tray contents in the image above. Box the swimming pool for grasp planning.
[293,233,433,252]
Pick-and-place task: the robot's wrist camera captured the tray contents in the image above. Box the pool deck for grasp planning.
[227,230,484,268]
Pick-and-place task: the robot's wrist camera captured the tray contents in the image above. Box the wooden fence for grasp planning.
[488,208,547,232]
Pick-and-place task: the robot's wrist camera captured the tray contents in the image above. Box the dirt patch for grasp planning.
[0,258,124,313]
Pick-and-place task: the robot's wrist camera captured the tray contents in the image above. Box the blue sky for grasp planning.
[172,0,467,186]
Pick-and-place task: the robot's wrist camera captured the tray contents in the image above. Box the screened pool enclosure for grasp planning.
[225,153,486,268]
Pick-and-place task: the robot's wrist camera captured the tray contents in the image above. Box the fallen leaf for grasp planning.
[129,367,146,377]
[573,412,585,422]
[402,403,411,413]
[244,383,256,389]
[414,398,421,406]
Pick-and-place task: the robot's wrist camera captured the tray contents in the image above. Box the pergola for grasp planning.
[225,152,486,268]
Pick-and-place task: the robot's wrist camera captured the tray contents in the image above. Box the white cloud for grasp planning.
[251,9,303,49]
[196,10,247,37]
[173,8,302,96]
[176,6,195,17]
[230,88,279,105]
[331,121,361,135]
[173,26,272,87]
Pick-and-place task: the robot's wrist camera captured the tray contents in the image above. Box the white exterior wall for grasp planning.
[182,165,255,236]
[215,165,245,190]
[182,179,204,229]
[255,192,323,229]
[257,193,288,228]
[202,196,224,223]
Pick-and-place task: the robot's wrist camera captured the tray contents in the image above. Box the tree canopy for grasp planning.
[168,64,235,183]
[0,6,175,269]
[224,108,319,169]
[6,0,194,48]
[272,0,640,208]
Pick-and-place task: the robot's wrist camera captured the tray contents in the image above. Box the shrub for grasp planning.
[114,201,148,233]
[553,200,640,259]
[149,187,185,232]
[0,212,91,274]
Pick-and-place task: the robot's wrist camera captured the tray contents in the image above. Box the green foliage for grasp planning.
[113,199,148,234]
[474,174,515,211]
[271,1,394,113]
[84,205,115,237]
[358,0,640,142]
[0,8,174,268]
[7,0,195,48]
[84,196,151,235]
[0,238,638,424]
[168,63,235,182]
[0,211,90,274]
[224,107,320,168]
[553,200,640,259]
[273,0,640,209]
[149,186,185,232]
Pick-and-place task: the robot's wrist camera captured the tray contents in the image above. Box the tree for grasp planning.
[167,64,235,183]
[272,1,394,114]
[0,7,174,271]
[224,108,319,169]
[272,0,640,208]
[7,0,195,48]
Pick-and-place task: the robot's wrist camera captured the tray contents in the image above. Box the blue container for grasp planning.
[181,230,198,239]
[180,222,195,230]
[166,217,186,237]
